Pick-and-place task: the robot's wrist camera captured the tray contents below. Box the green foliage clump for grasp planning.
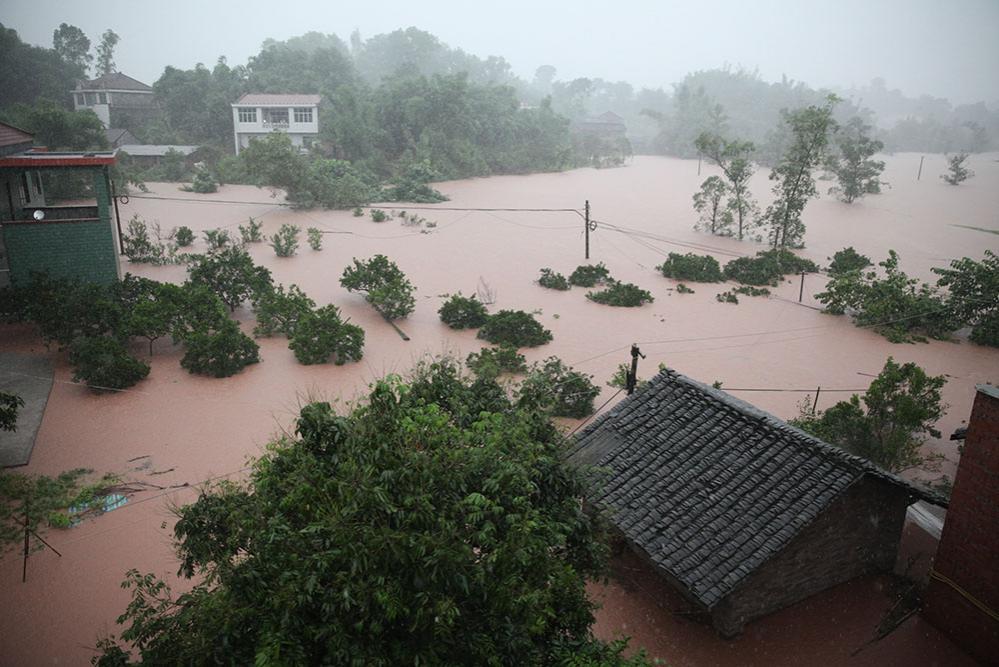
[22,275,126,346]
[942,153,974,185]
[827,118,886,203]
[734,285,771,297]
[716,290,739,304]
[369,209,390,222]
[692,175,732,236]
[288,305,365,365]
[69,336,150,392]
[657,252,724,282]
[477,310,553,348]
[382,160,449,203]
[304,158,376,209]
[307,227,323,251]
[694,133,759,240]
[238,217,263,243]
[465,345,527,379]
[933,250,999,347]
[352,207,364,217]
[340,255,416,320]
[1,392,25,432]
[676,283,695,294]
[270,224,301,257]
[817,250,951,343]
[518,357,600,418]
[94,369,634,665]
[122,215,177,265]
[723,249,819,286]
[438,293,489,329]
[568,263,611,287]
[251,284,316,338]
[202,228,232,251]
[179,320,260,378]
[187,247,273,312]
[586,281,654,307]
[791,357,946,473]
[827,247,872,277]
[188,165,218,193]
[173,226,195,247]
[538,268,571,290]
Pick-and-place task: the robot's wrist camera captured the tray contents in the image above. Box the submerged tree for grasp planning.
[340,254,416,320]
[694,133,758,240]
[762,96,838,249]
[941,153,974,185]
[827,117,886,203]
[933,250,999,347]
[691,175,731,235]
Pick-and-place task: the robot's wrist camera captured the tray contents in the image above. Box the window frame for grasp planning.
[237,107,257,123]
[294,107,313,123]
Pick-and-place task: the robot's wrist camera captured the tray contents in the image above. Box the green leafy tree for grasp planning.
[694,133,758,239]
[340,255,416,320]
[518,357,601,418]
[270,224,300,257]
[1,392,24,432]
[477,310,552,348]
[827,117,886,202]
[827,247,872,277]
[288,305,365,365]
[763,96,838,249]
[723,249,818,286]
[2,99,108,151]
[941,153,974,185]
[69,336,150,392]
[465,345,527,379]
[126,281,179,355]
[52,23,91,76]
[238,217,263,243]
[438,293,488,329]
[657,252,724,282]
[692,175,731,236]
[95,29,120,76]
[251,283,315,337]
[792,357,946,473]
[933,250,999,347]
[538,268,570,290]
[180,320,259,378]
[241,132,309,196]
[187,247,273,312]
[568,263,611,288]
[188,164,218,194]
[586,281,654,307]
[94,375,645,665]
[306,227,323,250]
[173,226,195,247]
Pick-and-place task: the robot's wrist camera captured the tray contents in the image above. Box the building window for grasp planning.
[85,92,97,105]
[75,93,85,106]
[31,171,43,198]
[19,172,32,205]
[264,109,289,125]
[294,107,313,123]
[238,107,257,123]
[98,92,108,104]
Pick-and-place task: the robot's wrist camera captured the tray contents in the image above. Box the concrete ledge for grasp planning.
[0,352,54,467]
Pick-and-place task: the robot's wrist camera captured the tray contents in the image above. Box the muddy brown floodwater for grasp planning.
[1,153,997,664]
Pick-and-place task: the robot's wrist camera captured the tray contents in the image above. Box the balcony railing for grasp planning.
[262,120,290,129]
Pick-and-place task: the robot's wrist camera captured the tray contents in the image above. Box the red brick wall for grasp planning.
[922,387,999,664]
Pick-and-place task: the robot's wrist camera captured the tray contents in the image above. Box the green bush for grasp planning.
[477,310,552,348]
[586,281,654,307]
[180,321,260,378]
[382,160,449,203]
[174,226,195,247]
[203,228,232,251]
[370,209,390,222]
[538,268,570,290]
[340,255,416,320]
[22,275,125,346]
[252,284,315,337]
[465,345,528,379]
[270,224,300,257]
[676,283,695,294]
[827,247,872,277]
[307,228,323,251]
[122,215,175,264]
[187,247,273,312]
[716,290,739,304]
[352,207,364,217]
[734,285,771,297]
[723,249,820,286]
[568,263,611,287]
[189,166,218,194]
[69,336,150,392]
[239,217,263,243]
[517,357,600,418]
[657,253,724,282]
[438,293,489,329]
[288,305,365,365]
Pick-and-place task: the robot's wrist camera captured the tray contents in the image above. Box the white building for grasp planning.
[72,73,155,129]
[231,94,321,155]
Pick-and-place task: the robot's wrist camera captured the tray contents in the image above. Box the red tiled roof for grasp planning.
[0,122,34,148]
[0,151,116,167]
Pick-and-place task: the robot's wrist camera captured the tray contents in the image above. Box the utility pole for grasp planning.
[917,155,925,181]
[697,152,702,176]
[799,272,806,302]
[626,344,646,395]
[584,199,590,260]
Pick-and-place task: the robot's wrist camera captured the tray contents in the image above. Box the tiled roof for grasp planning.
[0,122,34,148]
[570,369,944,609]
[233,94,321,106]
[78,73,152,92]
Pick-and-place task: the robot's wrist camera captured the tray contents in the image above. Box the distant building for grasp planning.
[73,73,156,129]
[0,122,121,287]
[576,110,627,136]
[231,94,321,155]
[570,368,945,637]
[922,384,999,664]
[104,128,139,149]
[117,144,202,169]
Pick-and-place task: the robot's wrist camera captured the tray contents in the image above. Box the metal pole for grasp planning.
[109,170,124,254]
[584,200,590,260]
[917,155,924,181]
[812,386,821,415]
[799,272,806,302]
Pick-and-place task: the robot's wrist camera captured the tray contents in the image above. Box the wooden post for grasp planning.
[812,386,821,415]
[799,272,806,302]
[584,200,590,260]
[917,155,925,181]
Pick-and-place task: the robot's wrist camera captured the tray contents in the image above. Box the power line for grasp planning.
[126,194,286,206]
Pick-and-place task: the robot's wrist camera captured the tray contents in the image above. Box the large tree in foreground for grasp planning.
[95,368,647,665]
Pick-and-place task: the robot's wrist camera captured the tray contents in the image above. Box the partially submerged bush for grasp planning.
[340,255,416,320]
[538,268,571,291]
[657,253,724,282]
[352,207,364,217]
[586,281,654,307]
[827,247,872,277]
[270,224,300,257]
[288,305,365,365]
[723,249,819,286]
[69,336,150,392]
[477,310,552,348]
[438,293,489,329]
[188,165,218,194]
[307,228,323,251]
[676,283,695,294]
[716,290,740,304]
[370,209,390,223]
[122,215,177,265]
[203,228,232,251]
[465,345,527,379]
[568,263,611,287]
[734,286,771,297]
[518,357,600,418]
[174,226,195,247]
[382,160,449,203]
[239,217,264,243]
[180,321,260,377]
[251,284,315,338]
[187,247,273,312]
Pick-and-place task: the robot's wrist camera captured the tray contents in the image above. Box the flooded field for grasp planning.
[1,152,998,663]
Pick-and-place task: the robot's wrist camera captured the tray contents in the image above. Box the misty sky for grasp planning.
[3,0,998,105]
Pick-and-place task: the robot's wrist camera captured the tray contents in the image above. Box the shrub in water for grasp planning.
[352,207,364,217]
[288,305,365,365]
[477,310,552,348]
[270,224,300,257]
[180,320,260,378]
[465,345,528,379]
[70,336,150,392]
[307,227,323,251]
[517,357,600,418]
[657,253,724,282]
[716,290,739,304]
[187,247,273,312]
[568,263,611,287]
[827,247,872,277]
[340,255,416,320]
[252,284,315,338]
[733,285,771,298]
[586,281,654,307]
[370,209,389,222]
[438,293,489,329]
[174,226,195,247]
[676,283,695,294]
[239,217,264,243]
[723,249,819,286]
[538,268,570,290]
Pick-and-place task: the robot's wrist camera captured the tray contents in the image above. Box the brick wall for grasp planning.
[1,167,119,285]
[922,387,999,664]
[711,475,912,637]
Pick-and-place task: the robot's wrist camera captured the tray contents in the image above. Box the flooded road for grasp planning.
[1,152,997,663]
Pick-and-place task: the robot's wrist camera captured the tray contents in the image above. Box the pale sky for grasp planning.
[3,0,998,104]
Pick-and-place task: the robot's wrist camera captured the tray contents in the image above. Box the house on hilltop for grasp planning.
[72,72,156,129]
[570,368,946,637]
[231,94,320,155]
